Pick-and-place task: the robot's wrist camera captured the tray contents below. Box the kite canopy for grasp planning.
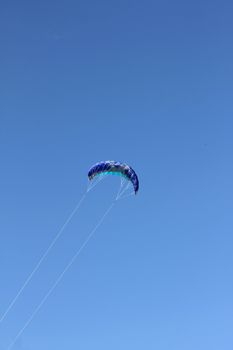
[88,160,139,194]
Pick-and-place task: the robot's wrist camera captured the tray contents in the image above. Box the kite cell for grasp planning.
[88,160,139,194]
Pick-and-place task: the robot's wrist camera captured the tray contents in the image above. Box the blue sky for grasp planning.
[1,0,233,349]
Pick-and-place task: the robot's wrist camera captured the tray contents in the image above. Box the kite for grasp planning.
[88,160,139,194]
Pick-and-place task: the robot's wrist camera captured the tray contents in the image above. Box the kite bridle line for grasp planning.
[87,173,135,200]
[115,176,135,200]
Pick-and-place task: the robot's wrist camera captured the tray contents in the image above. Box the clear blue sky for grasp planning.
[1,0,233,349]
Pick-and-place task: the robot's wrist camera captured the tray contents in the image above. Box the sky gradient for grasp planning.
[1,0,233,349]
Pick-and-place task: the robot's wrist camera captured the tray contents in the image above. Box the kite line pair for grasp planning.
[3,161,139,349]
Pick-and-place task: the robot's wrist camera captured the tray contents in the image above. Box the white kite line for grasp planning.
[1,175,130,325]
[3,174,133,348]
[0,192,87,324]
[6,201,115,350]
